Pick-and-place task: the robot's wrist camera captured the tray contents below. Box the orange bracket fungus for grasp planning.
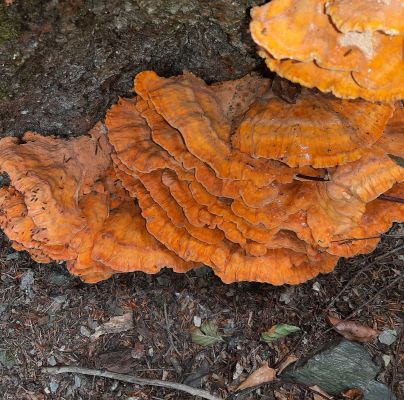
[0,67,402,286]
[250,0,404,102]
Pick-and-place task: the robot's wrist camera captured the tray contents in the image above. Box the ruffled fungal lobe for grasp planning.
[250,0,404,101]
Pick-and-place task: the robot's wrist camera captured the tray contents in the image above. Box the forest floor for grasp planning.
[0,226,402,399]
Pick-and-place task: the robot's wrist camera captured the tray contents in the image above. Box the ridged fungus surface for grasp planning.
[0,72,403,285]
[250,0,404,102]
[233,90,393,167]
[325,0,404,35]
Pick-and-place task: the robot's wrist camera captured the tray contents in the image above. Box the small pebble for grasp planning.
[80,325,91,337]
[20,270,34,292]
[232,362,244,380]
[49,380,59,394]
[47,355,57,366]
[382,355,391,367]
[193,315,202,327]
[280,286,294,304]
[312,282,321,292]
[74,375,82,389]
[379,329,398,346]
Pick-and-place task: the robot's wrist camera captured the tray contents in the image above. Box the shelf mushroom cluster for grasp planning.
[0,72,402,284]
[250,0,404,102]
[0,126,193,283]
[105,71,403,285]
[0,0,403,285]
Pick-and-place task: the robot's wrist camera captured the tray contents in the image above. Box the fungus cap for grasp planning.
[251,0,404,102]
[234,90,393,167]
[326,0,404,35]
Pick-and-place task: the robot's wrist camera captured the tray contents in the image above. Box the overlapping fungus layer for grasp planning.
[250,0,404,102]
[105,71,402,284]
[0,124,194,283]
[0,72,403,285]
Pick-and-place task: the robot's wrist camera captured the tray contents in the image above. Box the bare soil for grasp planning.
[0,225,402,399]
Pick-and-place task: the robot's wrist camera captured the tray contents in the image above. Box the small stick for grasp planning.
[163,303,180,356]
[337,273,403,322]
[378,194,404,204]
[325,244,404,312]
[42,366,223,400]
[276,244,404,368]
[322,273,403,336]
[331,235,381,243]
[278,379,334,400]
[295,174,329,182]
[229,378,334,400]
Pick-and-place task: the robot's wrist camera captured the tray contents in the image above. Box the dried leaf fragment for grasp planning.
[191,321,223,347]
[276,354,298,375]
[90,312,134,341]
[261,324,301,343]
[327,315,378,342]
[342,387,364,400]
[236,362,276,391]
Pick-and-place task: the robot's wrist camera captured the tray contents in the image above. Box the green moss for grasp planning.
[0,8,21,46]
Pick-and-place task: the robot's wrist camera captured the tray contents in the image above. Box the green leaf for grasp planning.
[191,321,223,347]
[388,154,404,168]
[261,324,301,343]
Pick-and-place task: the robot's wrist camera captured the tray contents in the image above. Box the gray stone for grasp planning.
[281,339,396,400]
[74,375,82,389]
[49,380,59,394]
[20,269,34,292]
[80,325,91,337]
[378,329,398,346]
[47,355,57,366]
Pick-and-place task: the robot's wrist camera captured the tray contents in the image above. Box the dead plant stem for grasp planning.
[42,366,223,400]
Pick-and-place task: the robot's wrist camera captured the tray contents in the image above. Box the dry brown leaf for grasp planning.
[342,388,364,400]
[328,315,378,343]
[90,312,134,341]
[310,385,334,400]
[276,354,298,375]
[236,362,276,391]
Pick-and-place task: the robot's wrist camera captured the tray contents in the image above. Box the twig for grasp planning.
[163,302,180,356]
[229,378,335,400]
[331,235,381,243]
[339,273,403,322]
[276,244,404,368]
[42,366,223,400]
[322,273,403,336]
[378,194,404,204]
[295,174,329,182]
[324,244,404,312]
[278,378,336,400]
